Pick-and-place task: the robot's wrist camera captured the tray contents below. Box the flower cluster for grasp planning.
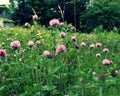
[10,40,21,49]
[96,42,102,47]
[89,44,95,48]
[81,42,86,47]
[43,50,52,58]
[56,45,66,54]
[49,19,60,26]
[32,14,38,20]
[102,59,113,65]
[0,49,7,56]
[71,36,76,41]
[28,41,34,47]
[103,48,109,52]
[60,32,66,38]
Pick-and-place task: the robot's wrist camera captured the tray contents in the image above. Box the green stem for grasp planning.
[82,88,85,96]
[99,86,103,96]
[113,77,117,96]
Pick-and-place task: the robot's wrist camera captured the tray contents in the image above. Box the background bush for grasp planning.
[80,0,120,32]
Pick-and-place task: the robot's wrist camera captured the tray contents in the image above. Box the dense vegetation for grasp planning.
[8,0,120,32]
[0,19,120,95]
[81,0,120,32]
[0,0,120,95]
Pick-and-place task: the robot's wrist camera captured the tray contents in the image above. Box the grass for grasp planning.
[0,17,14,22]
[0,24,120,96]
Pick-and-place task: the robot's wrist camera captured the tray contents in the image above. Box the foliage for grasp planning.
[0,17,14,22]
[0,21,120,95]
[9,0,90,27]
[80,0,120,32]
[58,0,90,29]
[9,0,59,25]
[8,0,120,32]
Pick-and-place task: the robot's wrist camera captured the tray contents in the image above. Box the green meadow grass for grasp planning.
[0,25,120,96]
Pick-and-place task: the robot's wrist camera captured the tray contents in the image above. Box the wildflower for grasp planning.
[96,53,101,57]
[0,49,7,56]
[70,26,76,31]
[14,54,16,57]
[28,41,34,47]
[96,42,102,47]
[89,44,95,48]
[81,42,86,47]
[36,32,42,37]
[10,40,21,49]
[98,74,105,81]
[49,18,60,26]
[111,69,119,77]
[25,22,30,27]
[60,32,66,38]
[71,36,76,41]
[64,95,69,96]
[75,44,79,49]
[35,40,41,46]
[56,45,66,54]
[1,42,5,46]
[43,50,52,58]
[103,48,109,52]
[6,38,11,41]
[19,58,24,62]
[102,59,113,65]
[92,72,97,76]
[32,14,38,19]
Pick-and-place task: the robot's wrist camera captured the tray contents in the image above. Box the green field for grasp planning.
[0,24,120,96]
